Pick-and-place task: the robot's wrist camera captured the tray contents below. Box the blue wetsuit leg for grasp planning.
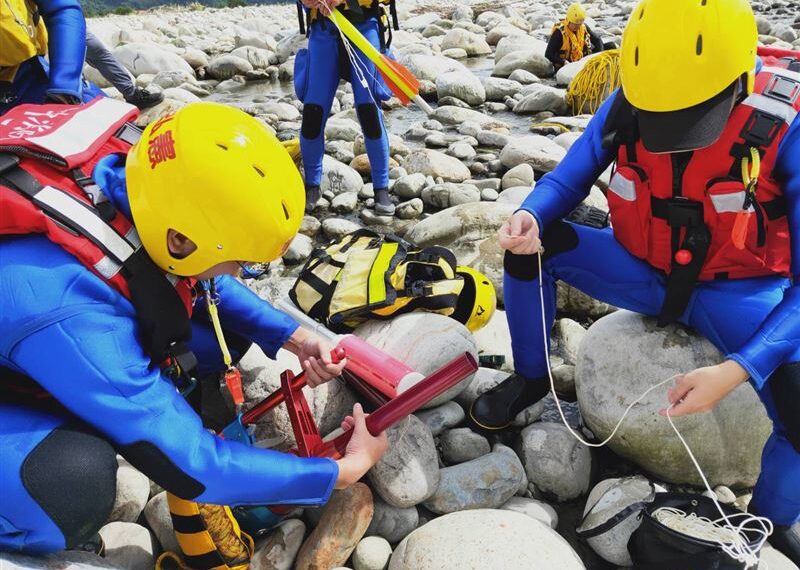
[350,18,390,190]
[300,21,341,189]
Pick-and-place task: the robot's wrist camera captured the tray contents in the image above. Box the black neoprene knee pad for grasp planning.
[301,104,324,139]
[356,103,382,140]
[770,362,800,452]
[21,422,117,549]
[503,220,580,280]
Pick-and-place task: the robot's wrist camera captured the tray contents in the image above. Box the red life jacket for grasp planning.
[606,51,800,283]
[0,97,196,367]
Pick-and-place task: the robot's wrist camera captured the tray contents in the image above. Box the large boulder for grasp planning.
[500,136,567,172]
[389,510,585,570]
[436,72,486,106]
[406,202,516,302]
[113,43,193,77]
[576,310,771,487]
[403,149,471,183]
[422,445,525,514]
[354,313,478,408]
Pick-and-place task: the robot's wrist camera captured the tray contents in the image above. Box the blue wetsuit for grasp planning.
[297,15,391,190]
[0,156,338,553]
[506,86,800,525]
[0,0,103,114]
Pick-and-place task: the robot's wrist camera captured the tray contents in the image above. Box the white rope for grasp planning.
[535,250,772,568]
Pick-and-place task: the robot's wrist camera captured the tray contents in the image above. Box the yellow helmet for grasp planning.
[566,3,586,24]
[620,0,757,152]
[126,103,305,276]
[451,266,496,333]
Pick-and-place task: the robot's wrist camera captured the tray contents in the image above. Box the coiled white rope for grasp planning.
[535,250,772,568]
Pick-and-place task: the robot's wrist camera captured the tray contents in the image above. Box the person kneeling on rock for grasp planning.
[0,101,387,554]
[296,0,396,215]
[545,3,604,71]
[471,0,800,563]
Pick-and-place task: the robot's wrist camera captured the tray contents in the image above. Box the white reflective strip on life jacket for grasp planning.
[608,172,636,201]
[37,185,136,262]
[710,192,754,214]
[94,256,122,279]
[26,98,136,160]
[125,226,142,249]
[762,65,800,84]
[744,93,798,124]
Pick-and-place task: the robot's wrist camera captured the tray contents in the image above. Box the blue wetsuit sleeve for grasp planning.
[36,0,86,101]
[197,275,300,360]
[519,93,616,230]
[9,308,337,506]
[727,116,800,389]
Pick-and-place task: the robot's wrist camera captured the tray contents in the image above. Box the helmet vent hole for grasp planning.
[253,165,265,177]
[281,201,290,220]
[638,7,644,19]
[700,0,707,5]
[216,143,228,151]
[696,34,703,55]
[634,46,639,66]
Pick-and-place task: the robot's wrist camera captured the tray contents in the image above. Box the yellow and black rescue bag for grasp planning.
[0,0,48,80]
[290,229,465,332]
[155,493,254,570]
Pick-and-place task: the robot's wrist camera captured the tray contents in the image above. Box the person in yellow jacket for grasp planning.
[545,3,605,71]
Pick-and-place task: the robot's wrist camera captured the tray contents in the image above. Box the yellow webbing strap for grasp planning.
[367,241,399,305]
[157,493,253,570]
[204,283,232,369]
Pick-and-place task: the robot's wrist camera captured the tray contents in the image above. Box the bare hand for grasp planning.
[660,360,749,417]
[335,403,388,488]
[499,210,541,255]
[284,328,347,388]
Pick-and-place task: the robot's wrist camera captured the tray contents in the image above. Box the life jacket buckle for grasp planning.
[663,198,704,228]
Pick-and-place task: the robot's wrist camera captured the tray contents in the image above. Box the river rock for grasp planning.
[283,233,313,265]
[516,422,592,501]
[366,415,440,508]
[397,54,468,82]
[441,28,492,56]
[423,445,524,514]
[143,491,180,554]
[393,173,427,198]
[108,457,149,524]
[326,117,362,142]
[353,537,392,570]
[494,50,554,79]
[495,35,548,62]
[415,401,465,436]
[403,149,471,183]
[295,484,373,570]
[508,69,541,84]
[482,77,523,101]
[486,23,528,45]
[320,155,364,195]
[513,84,568,115]
[577,476,654,566]
[436,71,486,106]
[497,185,531,206]
[366,496,420,544]
[759,546,800,570]
[151,69,195,89]
[207,54,253,80]
[395,198,424,220]
[389,509,585,570]
[231,46,276,70]
[440,428,491,463]
[501,497,559,529]
[502,163,535,189]
[500,135,566,172]
[431,106,509,130]
[554,318,586,366]
[251,519,306,570]
[576,311,771,487]
[98,522,154,570]
[421,183,480,209]
[114,42,193,76]
[331,191,359,214]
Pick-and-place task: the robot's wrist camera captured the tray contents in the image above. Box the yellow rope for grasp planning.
[566,49,621,115]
